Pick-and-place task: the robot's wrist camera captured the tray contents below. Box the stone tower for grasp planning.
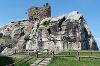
[27,3,51,33]
[28,3,51,21]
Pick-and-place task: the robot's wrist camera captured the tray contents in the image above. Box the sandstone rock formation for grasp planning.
[25,11,98,52]
[0,3,99,55]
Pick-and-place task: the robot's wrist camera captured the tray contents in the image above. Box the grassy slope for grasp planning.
[47,51,100,66]
[6,54,32,66]
[15,59,30,66]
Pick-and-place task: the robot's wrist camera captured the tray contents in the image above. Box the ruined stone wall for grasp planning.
[28,3,51,21]
[27,3,51,33]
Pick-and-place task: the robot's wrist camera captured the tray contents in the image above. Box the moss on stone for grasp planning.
[42,20,50,27]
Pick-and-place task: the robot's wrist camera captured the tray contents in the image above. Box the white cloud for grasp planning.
[95,37,100,40]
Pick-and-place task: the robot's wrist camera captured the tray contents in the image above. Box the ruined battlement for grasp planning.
[27,3,51,33]
[28,3,51,21]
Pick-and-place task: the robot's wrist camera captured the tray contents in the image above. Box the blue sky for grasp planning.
[0,0,100,48]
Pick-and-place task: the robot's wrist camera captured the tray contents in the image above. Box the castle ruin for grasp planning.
[27,3,51,33]
[0,3,99,55]
[25,3,98,51]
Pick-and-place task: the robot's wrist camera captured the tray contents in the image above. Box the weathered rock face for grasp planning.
[1,47,13,56]
[0,45,5,54]
[25,11,98,52]
[0,20,30,54]
[11,26,24,39]
[0,33,3,38]
[0,4,99,56]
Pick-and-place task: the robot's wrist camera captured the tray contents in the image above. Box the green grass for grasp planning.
[57,52,77,56]
[57,51,100,57]
[6,54,33,66]
[48,56,100,66]
[0,56,14,66]
[47,51,100,66]
[79,52,100,56]
[0,56,31,66]
[15,59,30,66]
[2,51,100,66]
[13,55,35,66]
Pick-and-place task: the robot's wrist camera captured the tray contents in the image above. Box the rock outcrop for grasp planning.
[11,26,24,39]
[25,11,98,52]
[0,4,99,55]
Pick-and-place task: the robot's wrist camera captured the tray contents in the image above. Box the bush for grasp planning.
[24,35,30,42]
[0,56,14,66]
[42,20,50,27]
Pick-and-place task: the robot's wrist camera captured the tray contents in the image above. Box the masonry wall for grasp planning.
[27,3,51,33]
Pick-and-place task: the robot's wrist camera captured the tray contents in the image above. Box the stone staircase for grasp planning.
[31,58,51,66]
